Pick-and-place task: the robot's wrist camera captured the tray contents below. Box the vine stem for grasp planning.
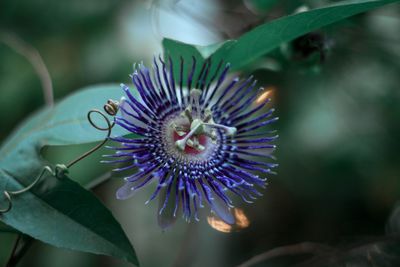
[236,242,332,267]
[0,32,54,107]
[5,235,33,267]
[66,109,114,169]
[5,235,21,267]
[1,104,118,266]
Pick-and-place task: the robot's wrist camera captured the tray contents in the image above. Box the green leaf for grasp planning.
[163,38,205,86]
[195,40,236,59]
[163,39,236,86]
[164,0,400,71]
[0,84,139,265]
[0,84,128,179]
[0,169,138,266]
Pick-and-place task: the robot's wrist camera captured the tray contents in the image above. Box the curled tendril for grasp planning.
[66,108,115,168]
[0,191,12,214]
[0,165,67,213]
[0,100,119,214]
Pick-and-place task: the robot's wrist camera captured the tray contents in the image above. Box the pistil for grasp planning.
[174,89,237,152]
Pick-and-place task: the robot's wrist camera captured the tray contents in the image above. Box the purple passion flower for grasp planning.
[106,57,278,228]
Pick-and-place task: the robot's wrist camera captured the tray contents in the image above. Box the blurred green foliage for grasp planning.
[1,0,400,267]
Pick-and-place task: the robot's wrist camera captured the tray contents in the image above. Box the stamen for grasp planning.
[203,123,237,136]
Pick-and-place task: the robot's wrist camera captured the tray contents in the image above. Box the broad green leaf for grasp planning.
[164,0,400,71]
[0,84,129,179]
[0,169,138,266]
[163,38,205,87]
[195,40,236,59]
[163,39,236,87]
[0,84,138,265]
[223,0,400,70]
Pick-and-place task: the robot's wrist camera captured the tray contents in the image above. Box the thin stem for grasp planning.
[66,110,113,169]
[0,32,54,107]
[6,235,21,267]
[236,242,332,267]
[5,235,33,267]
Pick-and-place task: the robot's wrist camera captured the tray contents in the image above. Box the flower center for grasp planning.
[172,130,208,155]
[170,89,237,156]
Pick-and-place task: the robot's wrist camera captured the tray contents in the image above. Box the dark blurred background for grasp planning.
[1,0,400,266]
